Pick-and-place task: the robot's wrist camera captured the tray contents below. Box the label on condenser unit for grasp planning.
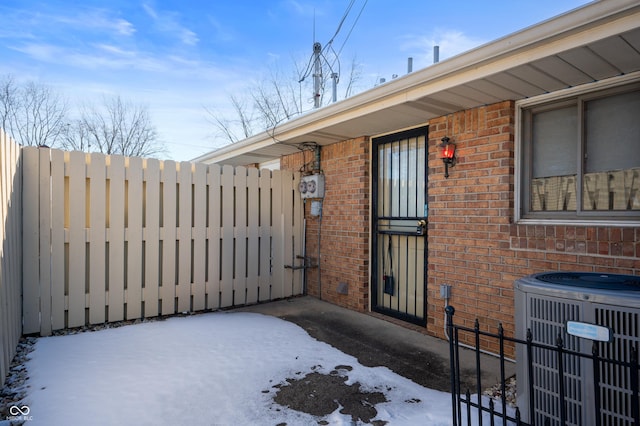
[566,321,613,342]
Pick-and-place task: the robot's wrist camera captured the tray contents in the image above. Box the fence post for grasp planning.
[446,305,457,425]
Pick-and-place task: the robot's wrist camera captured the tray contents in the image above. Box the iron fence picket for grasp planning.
[632,345,639,426]
[456,318,464,425]
[448,304,640,426]
[475,319,484,426]
[593,343,602,426]
[555,335,567,425]
[499,323,508,421]
[527,329,535,425]
[447,305,458,423]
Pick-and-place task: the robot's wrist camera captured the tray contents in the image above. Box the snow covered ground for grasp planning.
[7,312,509,425]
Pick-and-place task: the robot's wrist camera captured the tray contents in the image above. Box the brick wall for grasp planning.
[427,100,640,353]
[427,101,516,350]
[281,137,370,311]
[280,100,640,354]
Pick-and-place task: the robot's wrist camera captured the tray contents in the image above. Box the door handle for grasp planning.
[416,219,427,236]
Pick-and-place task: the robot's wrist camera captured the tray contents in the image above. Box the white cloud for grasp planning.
[93,43,137,58]
[142,3,158,20]
[51,9,136,38]
[142,2,199,46]
[178,28,199,46]
[112,18,136,36]
[11,41,153,72]
[10,42,60,62]
[0,6,135,41]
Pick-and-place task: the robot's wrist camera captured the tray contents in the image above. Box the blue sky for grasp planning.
[0,0,590,161]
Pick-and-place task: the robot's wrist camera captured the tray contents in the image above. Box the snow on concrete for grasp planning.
[15,312,506,425]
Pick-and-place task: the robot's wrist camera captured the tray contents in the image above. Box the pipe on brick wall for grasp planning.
[302,218,307,294]
[313,145,321,172]
[317,204,323,300]
[312,143,323,298]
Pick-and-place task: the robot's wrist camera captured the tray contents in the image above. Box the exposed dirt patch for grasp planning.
[271,365,388,425]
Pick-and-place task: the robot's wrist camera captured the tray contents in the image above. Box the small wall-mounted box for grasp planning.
[440,284,451,299]
[298,174,325,199]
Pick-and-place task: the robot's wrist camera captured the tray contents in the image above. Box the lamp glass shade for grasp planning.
[441,143,455,160]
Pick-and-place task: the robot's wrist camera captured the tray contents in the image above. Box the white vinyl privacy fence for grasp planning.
[0,130,22,389]
[18,146,304,339]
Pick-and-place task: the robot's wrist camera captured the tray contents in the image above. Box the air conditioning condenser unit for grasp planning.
[515,272,640,426]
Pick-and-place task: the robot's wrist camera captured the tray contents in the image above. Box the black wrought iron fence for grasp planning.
[446,305,640,426]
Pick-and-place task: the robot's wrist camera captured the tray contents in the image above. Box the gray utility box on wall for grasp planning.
[515,272,640,426]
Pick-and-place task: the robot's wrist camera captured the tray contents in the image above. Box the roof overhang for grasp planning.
[194,0,640,166]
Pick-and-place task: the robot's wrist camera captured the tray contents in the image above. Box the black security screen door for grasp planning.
[372,127,428,326]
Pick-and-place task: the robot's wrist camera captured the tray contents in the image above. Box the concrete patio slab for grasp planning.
[234,295,516,394]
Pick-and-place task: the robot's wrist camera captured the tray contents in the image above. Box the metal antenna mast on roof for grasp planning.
[311,9,322,109]
[313,42,322,109]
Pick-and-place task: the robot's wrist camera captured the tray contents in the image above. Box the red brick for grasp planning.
[281,100,638,356]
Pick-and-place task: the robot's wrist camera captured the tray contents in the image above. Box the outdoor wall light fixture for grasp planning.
[439,136,456,179]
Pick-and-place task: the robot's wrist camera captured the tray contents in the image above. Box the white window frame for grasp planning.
[515,71,640,226]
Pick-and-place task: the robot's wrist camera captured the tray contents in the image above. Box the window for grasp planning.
[520,81,640,221]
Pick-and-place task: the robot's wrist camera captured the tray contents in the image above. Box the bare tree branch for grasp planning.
[0,78,68,147]
[206,54,363,145]
[61,96,165,158]
[0,75,19,135]
[60,120,91,152]
[344,57,362,99]
[205,94,256,144]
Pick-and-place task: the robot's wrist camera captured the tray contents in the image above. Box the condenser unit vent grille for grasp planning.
[527,295,584,426]
[594,305,640,425]
[515,272,640,426]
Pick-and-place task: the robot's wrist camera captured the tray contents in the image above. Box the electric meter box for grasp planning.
[298,174,325,199]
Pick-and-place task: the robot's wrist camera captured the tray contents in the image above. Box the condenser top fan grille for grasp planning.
[536,272,640,291]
